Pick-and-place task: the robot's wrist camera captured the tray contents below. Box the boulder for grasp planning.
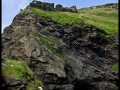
[63,7,72,12]
[70,6,78,13]
[55,4,63,11]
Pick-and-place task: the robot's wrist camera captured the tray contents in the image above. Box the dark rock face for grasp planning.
[2,12,118,90]
[1,77,26,90]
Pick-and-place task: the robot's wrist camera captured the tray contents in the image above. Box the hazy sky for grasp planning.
[2,0,118,32]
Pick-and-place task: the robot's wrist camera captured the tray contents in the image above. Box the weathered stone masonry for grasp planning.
[30,1,78,13]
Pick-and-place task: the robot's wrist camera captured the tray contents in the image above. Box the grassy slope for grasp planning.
[2,59,43,90]
[29,7,118,35]
[79,8,118,35]
[2,59,33,81]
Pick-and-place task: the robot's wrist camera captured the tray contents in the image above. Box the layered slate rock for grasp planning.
[2,6,118,90]
[1,77,26,90]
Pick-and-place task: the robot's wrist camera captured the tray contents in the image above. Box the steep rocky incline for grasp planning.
[2,10,118,90]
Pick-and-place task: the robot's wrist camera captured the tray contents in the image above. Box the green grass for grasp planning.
[112,64,118,72]
[34,32,63,59]
[26,82,35,90]
[45,35,61,45]
[2,59,33,81]
[31,8,83,26]
[2,59,43,89]
[22,10,30,15]
[26,79,42,90]
[26,81,43,90]
[35,79,42,87]
[79,8,118,19]
[79,8,118,35]
[28,7,118,35]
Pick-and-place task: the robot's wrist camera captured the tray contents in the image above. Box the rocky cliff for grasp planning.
[1,2,118,90]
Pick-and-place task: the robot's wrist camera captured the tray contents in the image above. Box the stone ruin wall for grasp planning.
[30,1,78,13]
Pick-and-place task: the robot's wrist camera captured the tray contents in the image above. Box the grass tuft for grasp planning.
[26,80,43,90]
[112,64,118,72]
[2,59,33,81]
[26,82,35,90]
[34,32,63,59]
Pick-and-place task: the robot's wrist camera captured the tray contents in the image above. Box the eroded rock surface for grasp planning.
[2,10,118,90]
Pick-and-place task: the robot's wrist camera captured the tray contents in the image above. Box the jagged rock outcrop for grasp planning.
[2,4,118,90]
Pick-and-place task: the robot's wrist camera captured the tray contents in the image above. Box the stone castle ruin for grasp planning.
[30,0,78,13]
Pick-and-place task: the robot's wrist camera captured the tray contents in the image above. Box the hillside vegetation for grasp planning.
[2,59,43,89]
[29,7,118,35]
[79,8,118,35]
[2,3,118,90]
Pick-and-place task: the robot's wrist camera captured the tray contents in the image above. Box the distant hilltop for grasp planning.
[81,3,118,10]
[29,0,78,13]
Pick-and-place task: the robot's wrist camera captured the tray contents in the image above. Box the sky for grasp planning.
[2,0,118,32]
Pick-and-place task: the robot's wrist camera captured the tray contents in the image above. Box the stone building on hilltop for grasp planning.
[30,1,78,13]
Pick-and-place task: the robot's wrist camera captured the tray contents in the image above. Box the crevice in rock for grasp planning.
[73,80,97,90]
